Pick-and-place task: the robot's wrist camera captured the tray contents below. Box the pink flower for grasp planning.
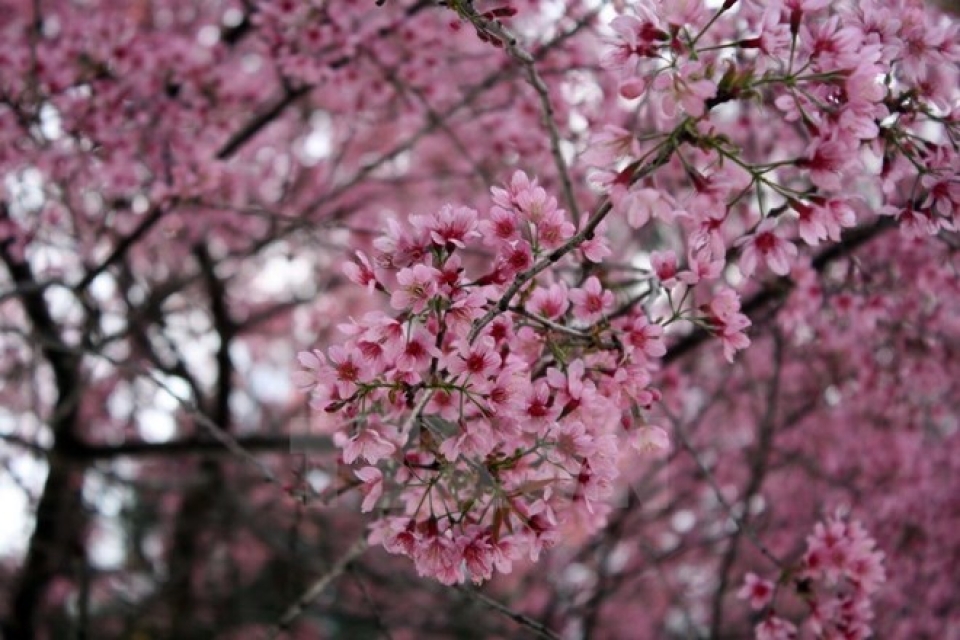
[521,381,561,432]
[490,170,536,211]
[623,315,666,360]
[447,337,500,381]
[415,532,463,585]
[661,0,707,28]
[293,350,325,392]
[482,205,520,245]
[631,425,670,457]
[342,251,380,292]
[601,13,666,72]
[426,204,480,248]
[323,345,368,398]
[395,327,441,373]
[740,8,791,59]
[738,572,775,610]
[369,517,418,556]
[391,264,440,313]
[583,125,640,167]
[679,247,725,285]
[800,135,857,192]
[650,250,679,286]
[501,241,534,276]
[580,233,612,263]
[343,429,396,465]
[653,62,716,119]
[620,187,676,229]
[462,531,496,584]
[705,289,752,361]
[537,208,575,249]
[438,420,495,460]
[354,467,384,512]
[737,219,798,277]
[570,276,615,324]
[374,218,428,269]
[755,615,798,640]
[528,282,570,319]
[515,184,558,225]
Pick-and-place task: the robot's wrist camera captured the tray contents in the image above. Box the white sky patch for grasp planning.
[4,167,45,216]
[39,104,62,141]
[631,250,652,271]
[0,455,48,557]
[137,408,177,443]
[249,365,293,404]
[250,254,314,295]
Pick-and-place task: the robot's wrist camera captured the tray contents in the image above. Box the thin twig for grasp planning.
[456,5,581,224]
[457,586,563,640]
[266,538,370,639]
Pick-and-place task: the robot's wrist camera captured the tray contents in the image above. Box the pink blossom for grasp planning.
[395,328,441,373]
[391,264,440,313]
[755,615,798,640]
[343,429,396,465]
[447,337,500,381]
[738,219,798,277]
[528,282,570,319]
[620,187,676,229]
[414,532,463,585]
[801,135,857,192]
[425,204,480,248]
[601,12,666,72]
[520,381,561,432]
[570,276,615,324]
[537,208,575,249]
[650,250,679,286]
[515,184,558,225]
[623,315,666,360]
[583,125,640,167]
[482,205,520,245]
[324,345,368,398]
[653,62,716,119]
[342,251,380,292]
[705,289,752,361]
[580,233,612,263]
[354,467,384,512]
[738,572,775,610]
[631,425,670,457]
[292,350,325,392]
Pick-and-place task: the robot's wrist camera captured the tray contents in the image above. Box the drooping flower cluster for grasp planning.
[295,171,750,584]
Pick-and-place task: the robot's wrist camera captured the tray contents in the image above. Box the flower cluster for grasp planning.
[295,172,701,584]
[741,515,886,640]
[595,0,960,288]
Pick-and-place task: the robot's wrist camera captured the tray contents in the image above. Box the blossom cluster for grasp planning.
[595,0,960,284]
[294,0,956,626]
[740,516,886,640]
[296,171,751,584]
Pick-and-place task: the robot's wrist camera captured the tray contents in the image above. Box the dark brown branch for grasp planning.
[457,586,563,640]
[17,434,333,460]
[1,203,88,640]
[74,205,167,292]
[214,0,433,161]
